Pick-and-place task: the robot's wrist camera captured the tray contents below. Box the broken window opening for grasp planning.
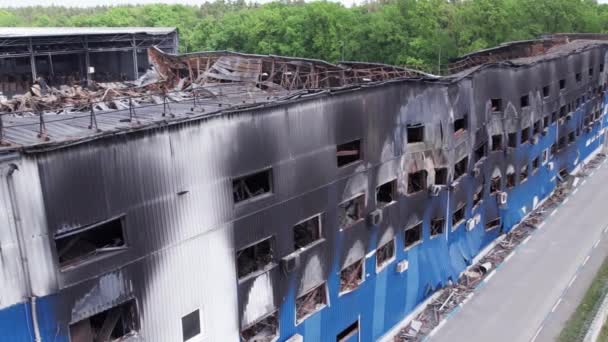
[568,131,576,144]
[559,79,566,90]
[506,170,516,189]
[521,127,530,144]
[296,284,327,324]
[233,169,273,204]
[240,312,278,342]
[338,194,365,229]
[452,205,465,227]
[520,165,528,183]
[407,124,424,144]
[404,223,422,249]
[520,94,530,108]
[434,168,448,186]
[407,170,427,194]
[376,239,395,270]
[543,85,550,98]
[430,218,445,237]
[491,134,503,151]
[508,132,517,148]
[491,98,502,112]
[532,157,540,172]
[376,180,397,208]
[69,299,139,342]
[337,321,359,342]
[55,216,126,270]
[490,175,502,194]
[337,140,362,167]
[237,237,274,279]
[294,215,322,250]
[576,72,582,83]
[474,143,486,163]
[454,115,467,134]
[454,157,468,180]
[473,185,484,207]
[339,259,364,294]
[485,218,501,231]
[533,121,541,135]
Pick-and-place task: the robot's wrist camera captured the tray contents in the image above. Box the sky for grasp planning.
[0,0,607,7]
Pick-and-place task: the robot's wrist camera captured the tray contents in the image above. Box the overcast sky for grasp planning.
[0,0,607,7]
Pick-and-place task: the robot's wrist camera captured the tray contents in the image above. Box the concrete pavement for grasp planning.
[431,157,608,342]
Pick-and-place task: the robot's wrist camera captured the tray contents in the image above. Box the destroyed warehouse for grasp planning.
[0,27,178,99]
[0,34,606,342]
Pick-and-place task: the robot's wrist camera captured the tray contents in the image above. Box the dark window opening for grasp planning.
[454,157,468,179]
[508,132,518,148]
[407,124,424,143]
[405,223,423,249]
[376,180,397,207]
[69,299,139,342]
[473,185,484,207]
[520,165,528,183]
[506,171,516,189]
[590,68,594,76]
[558,136,567,150]
[452,205,466,227]
[532,157,540,172]
[474,143,486,163]
[568,131,576,144]
[559,168,569,180]
[491,98,502,112]
[551,111,557,123]
[520,95,530,108]
[601,64,605,72]
[55,216,126,269]
[296,284,327,324]
[337,321,359,342]
[241,312,278,342]
[551,143,558,155]
[533,121,541,135]
[454,115,467,134]
[485,218,501,231]
[521,127,530,144]
[577,128,581,137]
[294,216,322,250]
[338,194,365,229]
[559,79,566,90]
[181,309,201,342]
[576,72,582,82]
[233,169,272,204]
[490,175,502,194]
[337,140,361,167]
[408,170,427,194]
[543,85,550,98]
[376,239,395,270]
[431,218,445,237]
[543,116,549,128]
[560,105,567,118]
[435,168,448,185]
[340,259,363,294]
[237,237,274,279]
[492,134,503,151]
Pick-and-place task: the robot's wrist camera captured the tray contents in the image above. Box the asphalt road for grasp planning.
[431,156,608,342]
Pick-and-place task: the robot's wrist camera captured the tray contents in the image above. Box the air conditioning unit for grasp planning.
[498,191,508,205]
[396,260,409,273]
[367,209,383,226]
[532,136,540,145]
[285,334,303,342]
[547,161,554,171]
[566,113,573,121]
[428,184,442,197]
[281,253,300,274]
[466,219,476,231]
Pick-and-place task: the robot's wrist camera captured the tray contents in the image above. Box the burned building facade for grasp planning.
[0,27,178,98]
[0,37,607,342]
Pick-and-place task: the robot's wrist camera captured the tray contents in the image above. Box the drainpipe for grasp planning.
[6,163,42,342]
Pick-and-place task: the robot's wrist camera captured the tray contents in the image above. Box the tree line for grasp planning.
[1,0,608,73]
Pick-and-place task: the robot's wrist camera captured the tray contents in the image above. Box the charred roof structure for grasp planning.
[0,33,607,342]
[0,27,178,99]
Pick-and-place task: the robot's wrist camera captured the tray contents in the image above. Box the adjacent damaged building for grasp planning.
[0,34,607,342]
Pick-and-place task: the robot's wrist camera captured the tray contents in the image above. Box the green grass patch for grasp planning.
[559,257,608,342]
